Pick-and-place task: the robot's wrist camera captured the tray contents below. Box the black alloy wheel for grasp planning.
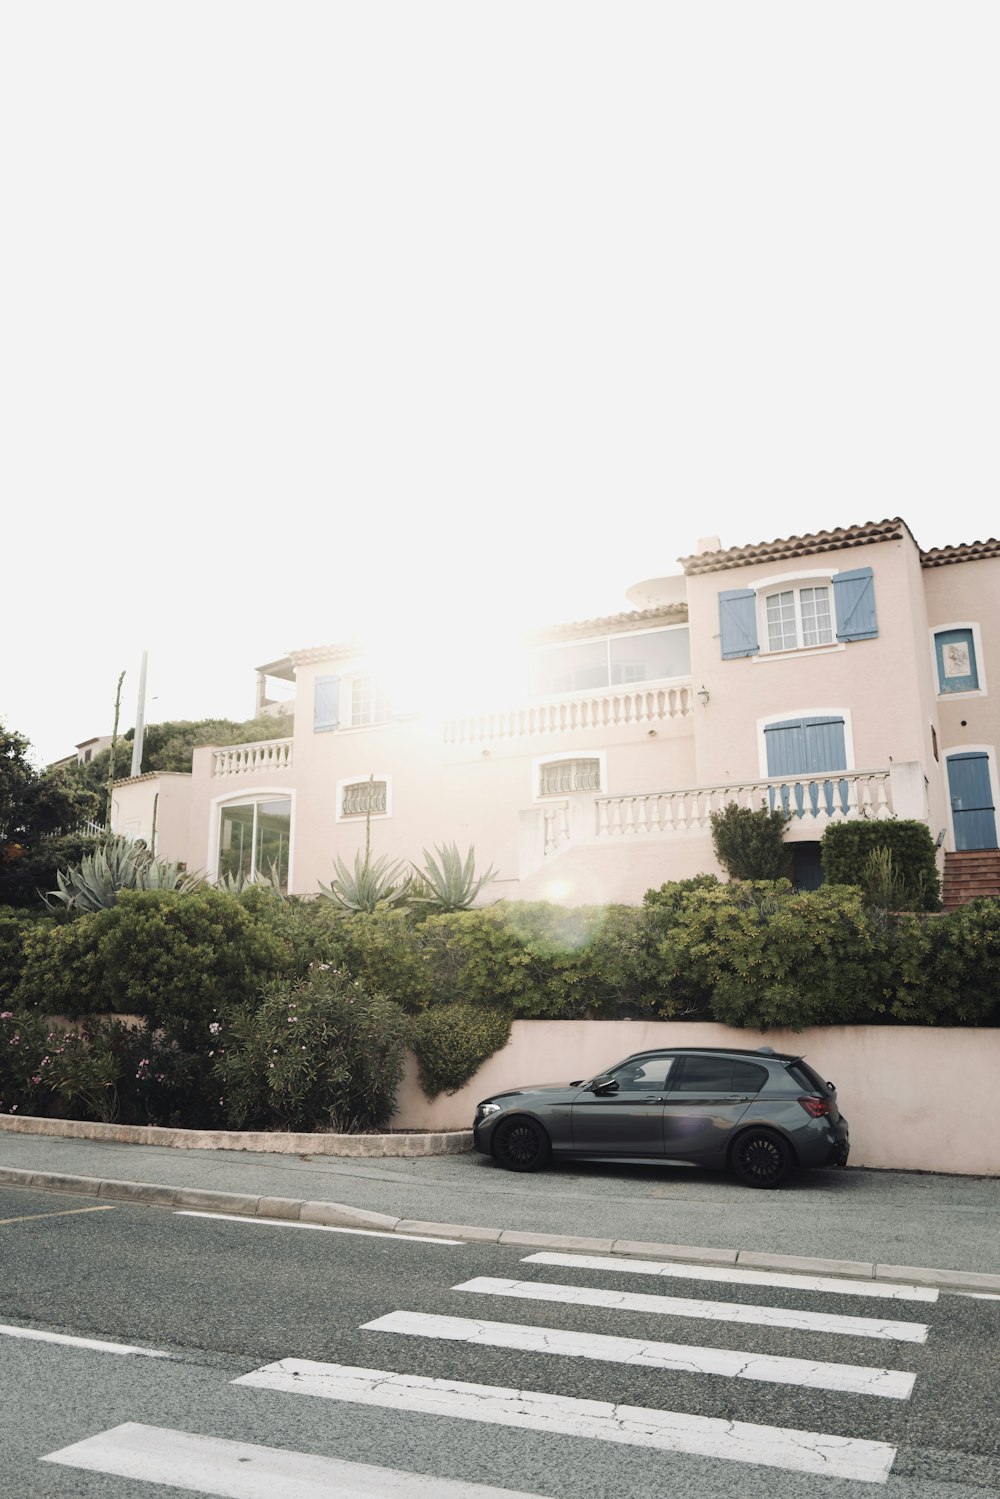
[731,1128,792,1189]
[493,1116,551,1173]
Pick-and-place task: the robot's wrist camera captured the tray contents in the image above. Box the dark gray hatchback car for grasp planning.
[473,1045,849,1188]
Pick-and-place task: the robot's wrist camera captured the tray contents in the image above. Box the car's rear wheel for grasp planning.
[730,1127,793,1189]
[493,1116,551,1173]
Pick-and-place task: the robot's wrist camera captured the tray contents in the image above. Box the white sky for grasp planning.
[2,3,998,767]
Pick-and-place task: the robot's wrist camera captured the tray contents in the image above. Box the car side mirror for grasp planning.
[590,1077,619,1096]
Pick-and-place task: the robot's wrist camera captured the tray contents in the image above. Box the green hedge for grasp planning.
[410,1003,512,1099]
[820,821,941,910]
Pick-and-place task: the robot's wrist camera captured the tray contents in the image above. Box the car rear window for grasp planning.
[785,1060,829,1094]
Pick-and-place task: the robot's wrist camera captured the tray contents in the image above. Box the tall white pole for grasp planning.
[130,650,148,778]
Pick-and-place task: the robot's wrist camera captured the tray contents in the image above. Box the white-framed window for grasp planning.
[763,584,835,652]
[336,774,391,820]
[535,752,606,798]
[350,676,391,727]
[216,796,292,891]
[931,623,987,698]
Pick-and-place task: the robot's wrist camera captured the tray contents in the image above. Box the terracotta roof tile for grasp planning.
[920,538,1000,568]
[678,518,912,574]
[529,603,688,644]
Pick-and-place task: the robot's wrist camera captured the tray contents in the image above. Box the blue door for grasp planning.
[947,753,998,850]
[764,716,848,817]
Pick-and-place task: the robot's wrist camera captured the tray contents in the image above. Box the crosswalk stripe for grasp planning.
[234,1360,898,1483]
[41,1422,552,1498]
[175,1211,460,1245]
[524,1252,939,1302]
[361,1310,916,1398]
[453,1276,930,1343]
[0,1322,169,1358]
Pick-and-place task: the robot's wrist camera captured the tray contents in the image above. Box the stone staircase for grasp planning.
[942,849,1000,910]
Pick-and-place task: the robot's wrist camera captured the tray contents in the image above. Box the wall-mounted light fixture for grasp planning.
[697,686,710,706]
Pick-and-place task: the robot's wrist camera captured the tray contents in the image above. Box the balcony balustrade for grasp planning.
[444,682,693,746]
[594,769,893,838]
[211,739,293,777]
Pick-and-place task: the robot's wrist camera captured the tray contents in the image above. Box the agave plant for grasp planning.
[317,850,411,913]
[214,861,286,897]
[409,842,497,912]
[45,834,202,912]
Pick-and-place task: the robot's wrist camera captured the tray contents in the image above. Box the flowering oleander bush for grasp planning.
[213,965,410,1132]
[0,1007,48,1115]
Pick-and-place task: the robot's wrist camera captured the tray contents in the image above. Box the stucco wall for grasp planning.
[390,1019,999,1176]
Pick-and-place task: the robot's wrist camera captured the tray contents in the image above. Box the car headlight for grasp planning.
[475,1102,501,1120]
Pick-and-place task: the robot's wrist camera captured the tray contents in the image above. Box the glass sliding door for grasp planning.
[218,798,291,890]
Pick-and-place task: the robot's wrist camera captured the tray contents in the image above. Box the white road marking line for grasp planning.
[361,1310,916,1399]
[41,1422,552,1498]
[0,1323,169,1357]
[174,1211,459,1245]
[524,1252,939,1302]
[0,1205,116,1226]
[234,1360,897,1483]
[953,1290,1000,1301]
[454,1276,929,1343]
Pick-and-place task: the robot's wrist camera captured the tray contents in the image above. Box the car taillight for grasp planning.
[798,1096,830,1118]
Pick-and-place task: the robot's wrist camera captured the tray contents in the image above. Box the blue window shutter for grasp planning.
[832,568,878,641]
[719,589,759,658]
[314,675,340,731]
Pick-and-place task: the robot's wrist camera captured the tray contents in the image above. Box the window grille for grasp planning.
[340,779,388,817]
[539,758,602,795]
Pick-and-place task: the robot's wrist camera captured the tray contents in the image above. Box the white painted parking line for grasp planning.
[235,1360,898,1483]
[42,1422,552,1498]
[362,1310,916,1398]
[174,1211,460,1244]
[524,1252,939,1302]
[0,1323,169,1357]
[454,1276,930,1343]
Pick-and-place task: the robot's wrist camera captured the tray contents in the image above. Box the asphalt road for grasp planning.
[4,1131,1000,1274]
[2,1183,999,1498]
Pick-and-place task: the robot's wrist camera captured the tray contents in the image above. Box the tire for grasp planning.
[730,1127,793,1189]
[492,1116,551,1173]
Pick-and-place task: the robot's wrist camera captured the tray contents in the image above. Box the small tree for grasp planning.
[710,801,790,881]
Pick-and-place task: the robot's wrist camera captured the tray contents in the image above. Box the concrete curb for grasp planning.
[4,1164,1000,1296]
[0,1114,473,1157]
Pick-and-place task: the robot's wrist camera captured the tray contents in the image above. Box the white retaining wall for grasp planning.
[390,1020,999,1176]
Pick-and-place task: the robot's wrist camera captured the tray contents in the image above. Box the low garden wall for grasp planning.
[390,1020,1000,1177]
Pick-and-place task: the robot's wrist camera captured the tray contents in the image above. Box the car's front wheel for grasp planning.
[492,1116,551,1173]
[730,1127,793,1189]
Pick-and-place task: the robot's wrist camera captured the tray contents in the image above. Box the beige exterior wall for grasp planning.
[391,1019,1000,1175]
[686,535,932,788]
[110,774,193,865]
[923,556,1000,851]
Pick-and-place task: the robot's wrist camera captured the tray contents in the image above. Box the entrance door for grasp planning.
[571,1054,675,1157]
[661,1054,763,1163]
[947,753,998,849]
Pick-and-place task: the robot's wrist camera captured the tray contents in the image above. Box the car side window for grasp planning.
[732,1061,769,1093]
[610,1057,674,1091]
[675,1056,735,1091]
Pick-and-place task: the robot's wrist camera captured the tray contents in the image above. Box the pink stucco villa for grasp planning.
[110,518,1000,908]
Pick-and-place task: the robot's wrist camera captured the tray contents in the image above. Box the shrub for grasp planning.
[38,1024,118,1122]
[925,900,1000,1024]
[820,821,941,911]
[0,907,52,1003]
[643,874,721,911]
[91,1018,212,1128]
[710,802,791,882]
[214,965,410,1132]
[410,1003,511,1098]
[656,880,885,1030]
[15,888,294,1045]
[0,1006,48,1115]
[0,833,99,910]
[418,907,536,1012]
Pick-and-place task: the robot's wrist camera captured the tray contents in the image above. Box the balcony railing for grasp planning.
[211,738,293,777]
[444,682,693,746]
[594,769,893,837]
